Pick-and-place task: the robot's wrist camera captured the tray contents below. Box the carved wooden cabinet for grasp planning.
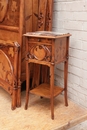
[24,31,71,119]
[0,0,53,109]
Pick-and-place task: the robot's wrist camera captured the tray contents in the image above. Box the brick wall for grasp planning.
[53,0,87,108]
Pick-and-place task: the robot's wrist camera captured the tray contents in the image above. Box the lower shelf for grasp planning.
[30,83,64,98]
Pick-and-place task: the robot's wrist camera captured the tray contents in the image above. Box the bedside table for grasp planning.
[24,31,71,119]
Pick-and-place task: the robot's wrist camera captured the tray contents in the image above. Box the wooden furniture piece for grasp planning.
[24,31,71,119]
[0,0,53,109]
[0,41,19,109]
[0,0,24,109]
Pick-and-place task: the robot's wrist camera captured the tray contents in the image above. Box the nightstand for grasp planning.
[24,31,71,119]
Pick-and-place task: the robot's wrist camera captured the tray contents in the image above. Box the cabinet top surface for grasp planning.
[23,31,71,39]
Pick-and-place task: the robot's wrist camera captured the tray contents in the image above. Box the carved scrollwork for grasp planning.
[0,41,20,59]
[46,12,51,29]
[28,44,52,62]
[13,77,17,90]
[0,50,13,85]
[38,12,44,28]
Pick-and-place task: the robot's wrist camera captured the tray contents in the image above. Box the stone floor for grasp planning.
[68,120,87,130]
[0,87,87,130]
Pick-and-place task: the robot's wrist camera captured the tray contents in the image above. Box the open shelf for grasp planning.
[30,83,64,98]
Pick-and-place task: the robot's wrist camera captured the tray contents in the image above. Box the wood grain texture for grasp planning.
[30,83,64,98]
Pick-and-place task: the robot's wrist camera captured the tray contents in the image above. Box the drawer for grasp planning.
[28,37,52,44]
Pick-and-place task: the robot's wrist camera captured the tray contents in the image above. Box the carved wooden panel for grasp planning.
[0,0,20,27]
[0,49,13,86]
[27,43,52,62]
[0,0,8,22]
[37,0,47,30]
[0,41,19,94]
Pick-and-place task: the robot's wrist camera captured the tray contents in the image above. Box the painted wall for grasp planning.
[53,0,87,108]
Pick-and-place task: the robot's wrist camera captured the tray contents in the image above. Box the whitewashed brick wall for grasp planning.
[53,0,87,108]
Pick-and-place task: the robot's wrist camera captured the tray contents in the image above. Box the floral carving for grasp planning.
[0,50,13,85]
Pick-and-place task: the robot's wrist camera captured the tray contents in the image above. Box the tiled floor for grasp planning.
[0,87,87,130]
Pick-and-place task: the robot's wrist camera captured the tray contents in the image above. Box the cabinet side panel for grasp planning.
[55,38,67,63]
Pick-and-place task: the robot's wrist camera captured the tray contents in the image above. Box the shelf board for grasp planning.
[30,83,64,98]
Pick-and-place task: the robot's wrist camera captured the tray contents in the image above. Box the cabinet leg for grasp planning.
[50,65,54,119]
[64,61,68,106]
[25,62,30,110]
[51,97,54,119]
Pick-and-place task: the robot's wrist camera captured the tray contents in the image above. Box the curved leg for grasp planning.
[50,65,54,119]
[64,61,68,106]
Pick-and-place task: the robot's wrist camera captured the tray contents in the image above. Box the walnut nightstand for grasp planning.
[24,31,71,119]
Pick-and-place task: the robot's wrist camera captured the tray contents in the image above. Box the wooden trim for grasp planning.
[0,25,19,32]
[17,0,25,107]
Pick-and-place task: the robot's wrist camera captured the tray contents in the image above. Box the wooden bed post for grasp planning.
[17,0,24,107]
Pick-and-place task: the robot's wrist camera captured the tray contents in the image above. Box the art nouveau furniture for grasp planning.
[24,31,71,119]
[0,0,24,109]
[0,0,53,109]
[0,41,20,109]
